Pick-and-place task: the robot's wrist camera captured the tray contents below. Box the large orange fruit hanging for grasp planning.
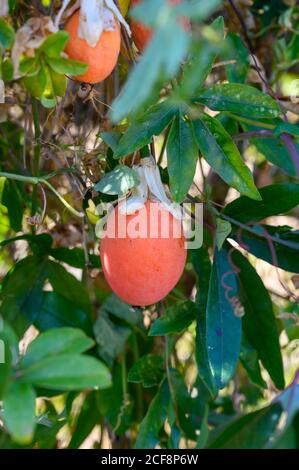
[64,9,121,84]
[100,200,187,306]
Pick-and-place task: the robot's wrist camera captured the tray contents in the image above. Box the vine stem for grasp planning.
[0,171,84,218]
[228,0,299,177]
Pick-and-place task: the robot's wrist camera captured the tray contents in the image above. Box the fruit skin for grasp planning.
[130,0,186,52]
[130,0,152,52]
[64,10,121,84]
[100,200,187,306]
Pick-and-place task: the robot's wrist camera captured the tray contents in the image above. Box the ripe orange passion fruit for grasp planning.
[64,9,121,84]
[100,200,187,306]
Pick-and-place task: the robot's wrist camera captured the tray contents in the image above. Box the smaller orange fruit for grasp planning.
[64,9,121,84]
[130,0,188,52]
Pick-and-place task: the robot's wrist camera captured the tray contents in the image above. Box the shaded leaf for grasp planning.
[208,403,282,448]
[149,300,196,336]
[191,247,217,397]
[224,183,299,223]
[206,245,242,389]
[232,249,285,389]
[128,354,164,387]
[135,379,170,449]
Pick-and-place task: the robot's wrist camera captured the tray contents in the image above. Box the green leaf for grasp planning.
[49,67,67,97]
[0,320,18,399]
[101,294,141,325]
[46,57,88,75]
[95,165,140,195]
[277,381,299,425]
[111,5,190,122]
[232,249,285,389]
[128,354,164,387]
[221,32,250,83]
[135,379,170,449]
[19,57,40,77]
[274,121,299,138]
[20,354,111,391]
[33,292,93,334]
[250,136,297,177]
[0,255,48,335]
[208,403,282,448]
[224,183,299,223]
[23,64,47,99]
[3,382,36,444]
[0,18,15,49]
[149,301,196,336]
[2,57,14,81]
[179,16,225,98]
[215,218,232,250]
[166,112,198,202]
[93,311,130,366]
[38,31,69,57]
[196,84,281,119]
[49,246,100,269]
[240,337,267,389]
[193,114,261,200]
[20,328,94,368]
[47,260,92,317]
[192,247,217,397]
[206,245,242,389]
[230,225,299,273]
[2,179,23,232]
[113,100,176,158]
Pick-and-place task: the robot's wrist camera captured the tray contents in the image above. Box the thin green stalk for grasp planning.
[0,171,84,218]
[31,98,41,219]
[131,334,144,421]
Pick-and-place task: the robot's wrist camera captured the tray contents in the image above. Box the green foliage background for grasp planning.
[0,0,299,449]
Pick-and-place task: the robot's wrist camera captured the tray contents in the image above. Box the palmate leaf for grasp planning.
[166,111,198,202]
[111,0,221,122]
[113,100,177,158]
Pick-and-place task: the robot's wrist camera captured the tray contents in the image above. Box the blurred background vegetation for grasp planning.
[0,0,299,449]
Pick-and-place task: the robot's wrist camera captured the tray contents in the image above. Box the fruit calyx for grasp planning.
[119,156,183,221]
[55,0,131,47]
